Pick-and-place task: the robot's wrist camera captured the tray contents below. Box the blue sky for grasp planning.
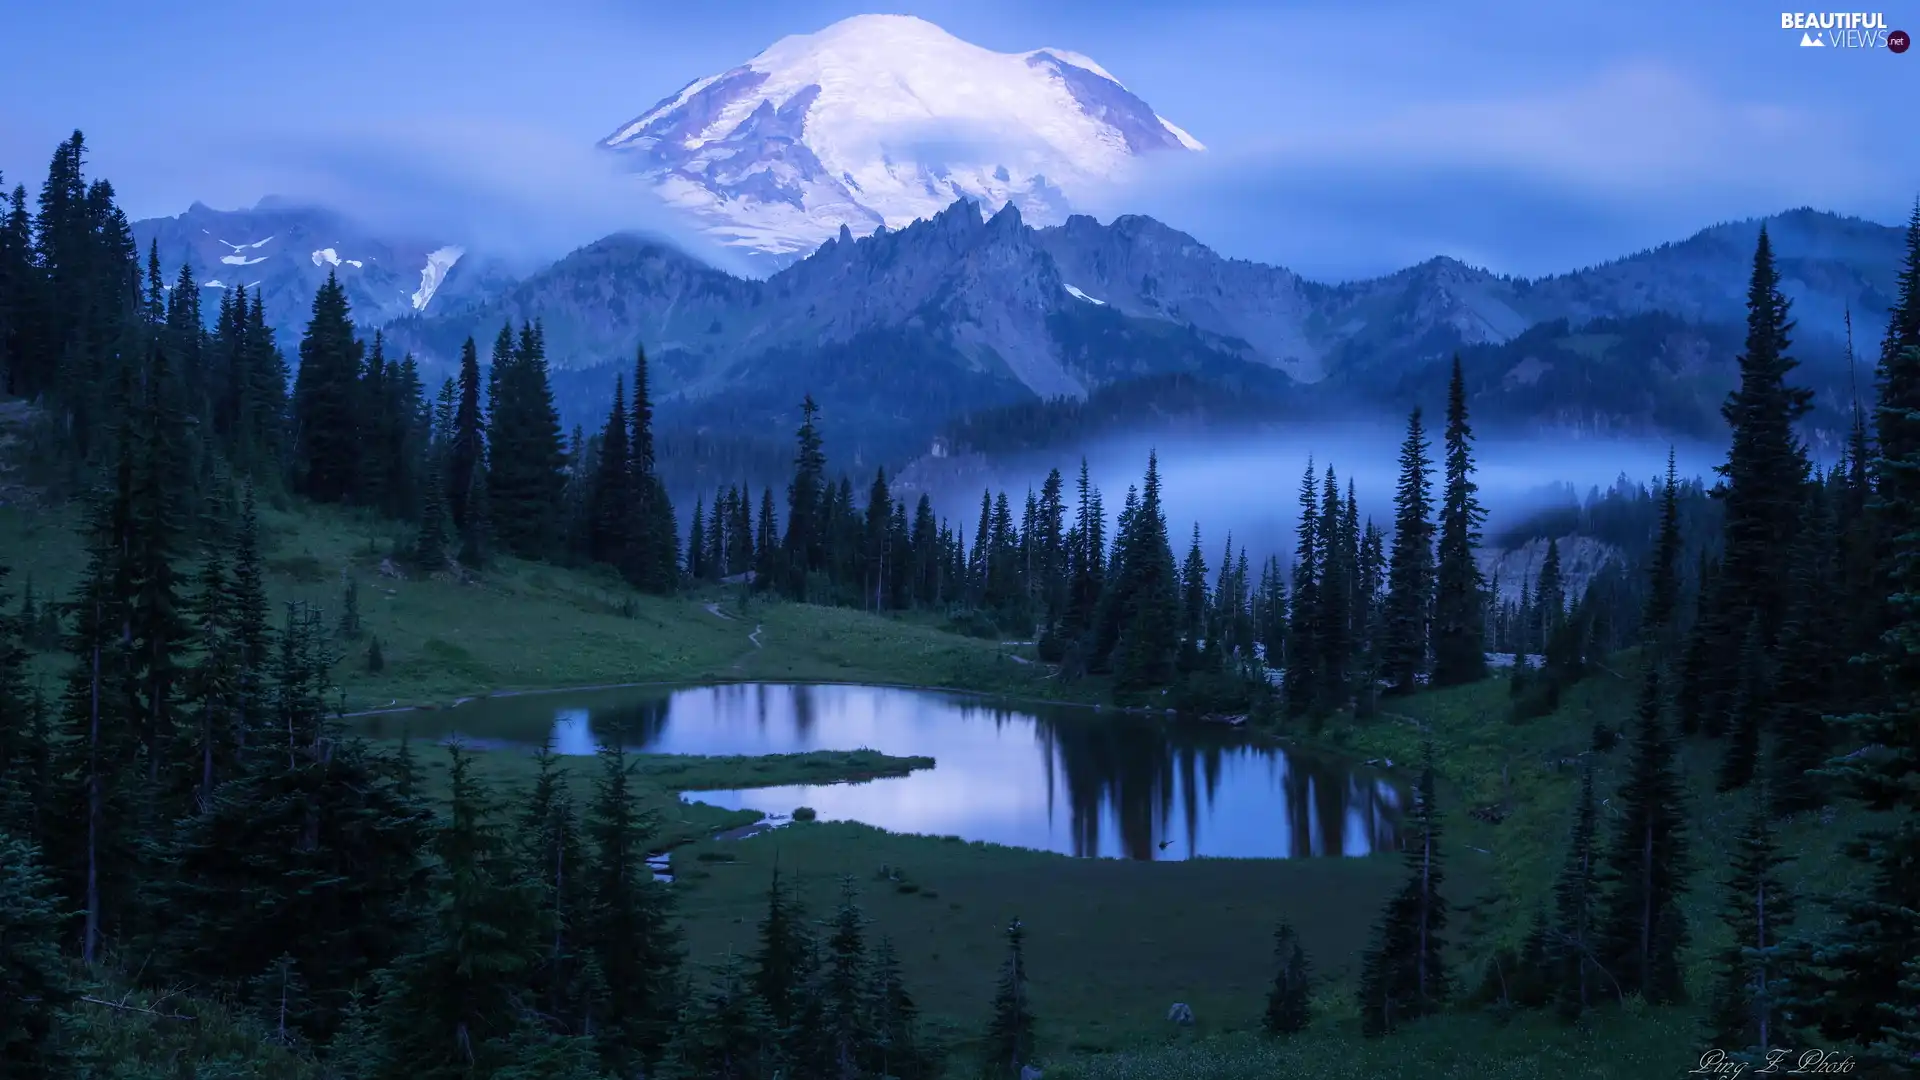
[1,0,1915,280]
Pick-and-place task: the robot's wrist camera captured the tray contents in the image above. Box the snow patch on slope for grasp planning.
[1062,283,1105,306]
[310,248,364,269]
[411,246,465,311]
[220,254,268,266]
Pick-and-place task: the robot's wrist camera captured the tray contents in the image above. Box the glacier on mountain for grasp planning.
[412,246,465,311]
[598,14,1201,266]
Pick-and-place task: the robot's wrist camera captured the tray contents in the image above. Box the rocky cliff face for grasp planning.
[1477,535,1623,605]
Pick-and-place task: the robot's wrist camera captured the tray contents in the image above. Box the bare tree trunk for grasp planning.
[84,640,102,966]
[1640,821,1654,990]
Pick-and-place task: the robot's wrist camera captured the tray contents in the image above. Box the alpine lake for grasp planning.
[358,682,1407,862]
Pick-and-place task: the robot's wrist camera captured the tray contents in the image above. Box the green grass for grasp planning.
[665,819,1407,1059]
[393,741,937,850]
[1042,1006,1703,1079]
[0,498,1074,712]
[1291,656,1883,993]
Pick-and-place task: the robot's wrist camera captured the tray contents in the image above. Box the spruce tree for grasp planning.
[0,831,74,1078]
[1644,450,1684,657]
[1285,458,1320,715]
[1356,741,1449,1033]
[1262,920,1313,1034]
[1705,789,1796,1059]
[1313,467,1352,711]
[1382,410,1435,694]
[656,952,776,1080]
[813,876,878,1075]
[983,917,1036,1079]
[869,934,931,1079]
[1796,315,1920,1057]
[1770,482,1837,815]
[380,745,542,1080]
[750,866,816,1038]
[290,273,364,502]
[1550,761,1604,1019]
[1599,664,1691,1005]
[1432,356,1488,687]
[1717,617,1768,793]
[1707,226,1814,727]
[487,322,568,560]
[584,736,680,1072]
[627,346,678,594]
[447,337,485,539]
[1178,523,1208,673]
[687,498,707,582]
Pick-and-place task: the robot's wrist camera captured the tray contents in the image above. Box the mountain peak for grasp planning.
[599,14,1200,268]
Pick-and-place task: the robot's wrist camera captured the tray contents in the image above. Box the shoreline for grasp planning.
[336,672,1166,722]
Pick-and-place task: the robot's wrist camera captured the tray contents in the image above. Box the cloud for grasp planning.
[1262,64,1871,199]
[1075,63,1900,282]
[195,118,764,277]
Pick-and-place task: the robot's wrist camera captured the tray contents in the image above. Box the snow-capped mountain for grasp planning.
[132,200,516,347]
[598,14,1202,267]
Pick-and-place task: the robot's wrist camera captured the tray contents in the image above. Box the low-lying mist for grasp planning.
[897,423,1728,566]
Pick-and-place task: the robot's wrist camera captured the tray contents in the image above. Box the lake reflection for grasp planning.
[363,683,1404,861]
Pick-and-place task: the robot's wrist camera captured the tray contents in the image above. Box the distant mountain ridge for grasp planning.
[130,200,518,347]
[379,201,1903,463]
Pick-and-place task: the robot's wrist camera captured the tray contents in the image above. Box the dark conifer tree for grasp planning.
[809,877,878,1075]
[290,273,364,502]
[1705,790,1796,1058]
[750,867,815,1038]
[657,952,776,1080]
[1791,210,1920,1061]
[1314,467,1352,711]
[447,337,485,539]
[380,745,541,1080]
[1644,450,1683,647]
[1550,761,1603,1019]
[1263,920,1313,1035]
[1432,356,1488,687]
[487,322,568,560]
[1705,227,1814,728]
[1112,452,1181,695]
[983,917,1036,1079]
[1178,523,1208,672]
[1356,741,1449,1034]
[869,934,931,1079]
[687,498,708,582]
[755,488,780,589]
[51,402,144,964]
[518,743,599,1034]
[584,737,680,1072]
[1285,458,1320,715]
[627,346,678,594]
[1599,665,1691,1004]
[1717,617,1768,793]
[1382,410,1435,695]
[0,832,74,1078]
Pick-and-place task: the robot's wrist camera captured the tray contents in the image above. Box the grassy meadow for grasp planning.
[1,494,1881,1075]
[0,496,1070,712]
